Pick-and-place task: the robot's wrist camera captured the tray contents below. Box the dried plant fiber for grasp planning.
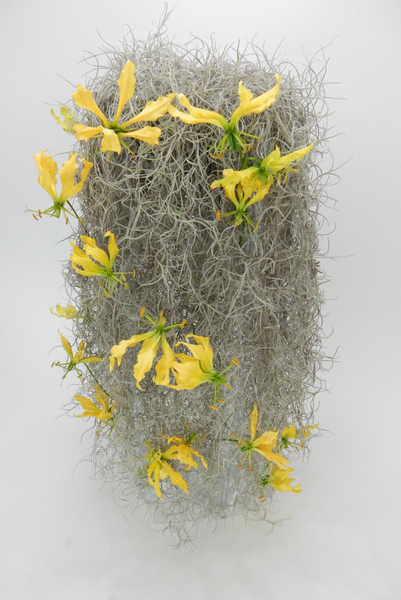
[63,10,331,544]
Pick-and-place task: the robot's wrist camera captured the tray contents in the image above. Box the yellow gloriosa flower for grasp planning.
[169,75,281,154]
[109,310,185,390]
[75,385,115,421]
[59,60,174,154]
[217,175,272,230]
[50,304,78,319]
[211,142,314,190]
[167,433,208,470]
[233,404,289,469]
[55,332,102,379]
[70,231,132,296]
[281,422,319,448]
[146,445,189,500]
[30,150,92,223]
[168,335,238,409]
[266,466,302,494]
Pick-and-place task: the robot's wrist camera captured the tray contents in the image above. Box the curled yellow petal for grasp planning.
[109,331,155,371]
[148,461,162,499]
[74,124,104,141]
[134,334,160,390]
[104,231,119,267]
[51,106,77,133]
[81,235,110,267]
[262,142,314,172]
[114,60,136,123]
[70,242,105,277]
[249,404,258,442]
[153,334,174,386]
[57,153,92,204]
[58,154,78,201]
[179,334,215,373]
[34,149,58,201]
[100,128,122,154]
[123,94,174,126]
[211,166,258,190]
[59,331,73,359]
[161,462,188,493]
[282,423,297,438]
[121,126,162,146]
[169,95,228,129]
[231,74,281,125]
[270,466,301,493]
[72,84,109,125]
[50,304,78,319]
[169,354,212,390]
[74,395,101,419]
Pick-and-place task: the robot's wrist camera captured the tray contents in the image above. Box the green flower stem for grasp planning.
[84,363,110,398]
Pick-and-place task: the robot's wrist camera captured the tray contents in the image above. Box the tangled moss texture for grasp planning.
[63,13,331,543]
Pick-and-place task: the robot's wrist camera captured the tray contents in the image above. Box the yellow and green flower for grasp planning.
[168,334,238,409]
[70,231,133,296]
[168,75,281,155]
[54,60,174,155]
[261,465,301,493]
[216,174,272,230]
[30,150,92,223]
[167,431,208,470]
[146,444,189,500]
[281,422,319,449]
[109,309,186,390]
[75,385,115,420]
[211,142,314,190]
[231,404,289,469]
[55,332,102,379]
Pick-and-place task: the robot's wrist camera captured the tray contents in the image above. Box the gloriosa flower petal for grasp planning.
[50,304,78,319]
[269,466,301,493]
[113,60,136,124]
[59,331,73,359]
[104,231,119,266]
[249,404,258,442]
[109,331,155,371]
[74,124,104,141]
[168,96,228,129]
[230,75,281,125]
[75,386,115,421]
[153,335,175,386]
[147,447,188,500]
[121,126,162,146]
[123,94,175,126]
[261,141,314,173]
[34,149,58,201]
[50,106,77,132]
[72,84,109,125]
[134,335,160,390]
[100,128,122,154]
[59,154,93,202]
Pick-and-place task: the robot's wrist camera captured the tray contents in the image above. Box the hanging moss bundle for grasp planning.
[33,10,331,544]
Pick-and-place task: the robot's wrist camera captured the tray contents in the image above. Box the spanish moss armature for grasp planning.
[32,9,333,545]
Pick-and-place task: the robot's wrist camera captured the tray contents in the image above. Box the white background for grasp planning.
[1,0,400,598]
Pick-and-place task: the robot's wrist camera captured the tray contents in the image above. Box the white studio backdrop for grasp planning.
[1,0,400,598]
